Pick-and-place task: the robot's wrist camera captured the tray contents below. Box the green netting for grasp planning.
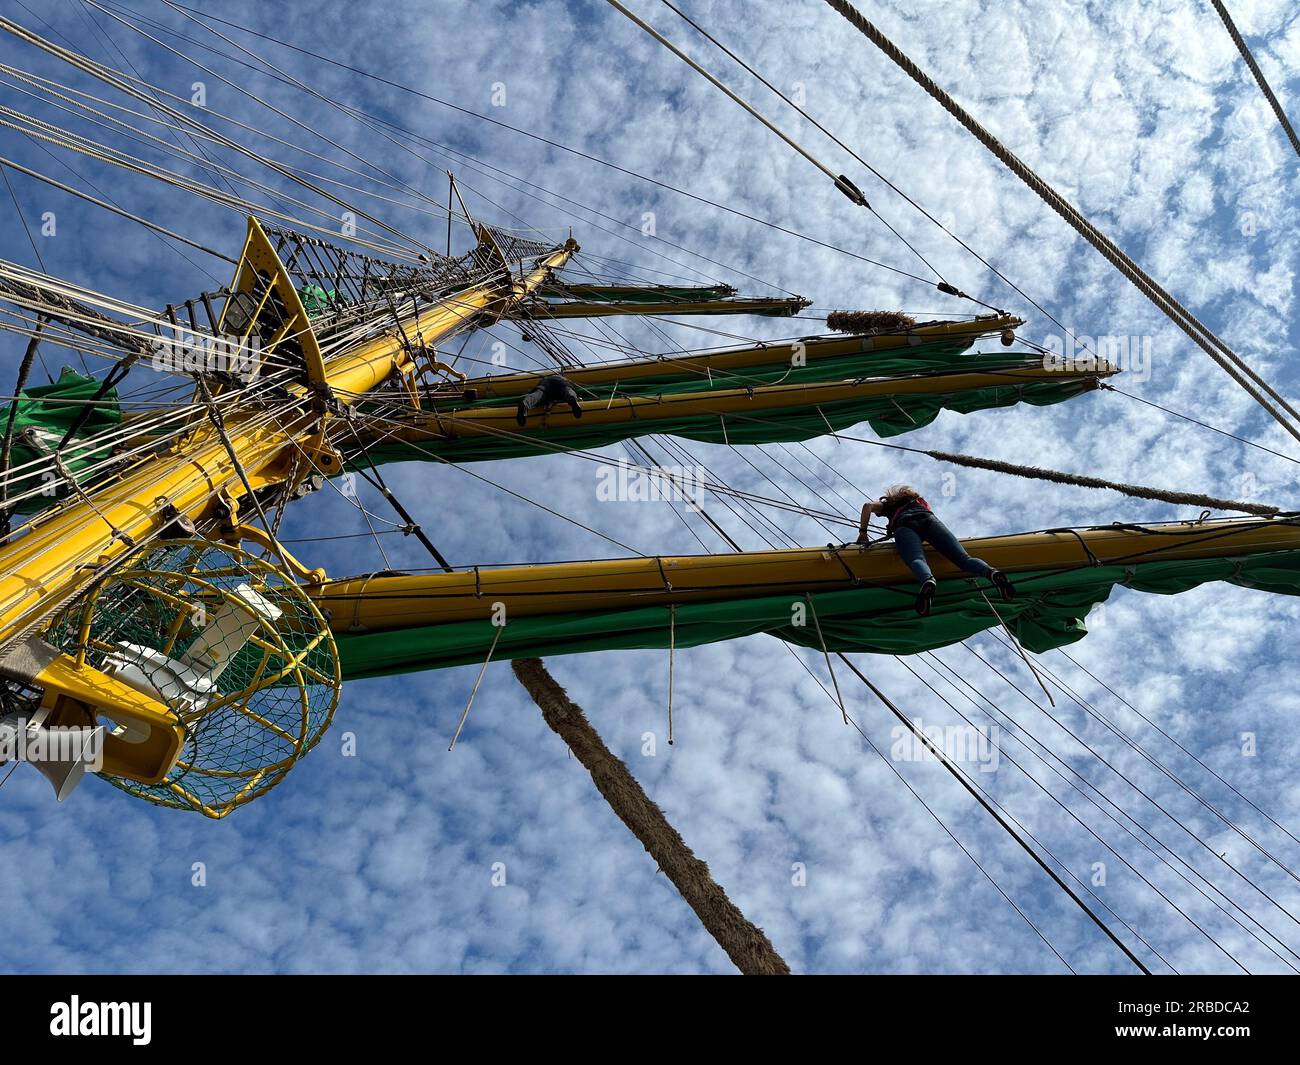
[43,540,340,817]
[0,367,121,514]
[332,551,1300,679]
[356,374,1095,466]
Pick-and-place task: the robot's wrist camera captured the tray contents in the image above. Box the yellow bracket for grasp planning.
[221,217,328,394]
[29,651,185,786]
[225,521,328,584]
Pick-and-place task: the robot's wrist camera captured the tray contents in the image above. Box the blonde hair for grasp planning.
[880,484,921,508]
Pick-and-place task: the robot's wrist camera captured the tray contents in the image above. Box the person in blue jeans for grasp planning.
[856,485,1014,616]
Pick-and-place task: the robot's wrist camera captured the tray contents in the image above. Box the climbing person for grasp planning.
[516,373,584,426]
[856,485,1014,616]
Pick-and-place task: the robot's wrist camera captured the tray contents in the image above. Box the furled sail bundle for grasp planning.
[349,315,1113,465]
[316,517,1300,678]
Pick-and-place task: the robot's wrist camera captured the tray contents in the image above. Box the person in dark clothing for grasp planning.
[516,374,584,426]
[856,484,1014,616]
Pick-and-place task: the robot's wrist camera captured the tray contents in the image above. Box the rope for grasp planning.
[603,0,988,304]
[836,653,1152,974]
[821,0,1300,446]
[1211,0,1300,158]
[923,448,1279,516]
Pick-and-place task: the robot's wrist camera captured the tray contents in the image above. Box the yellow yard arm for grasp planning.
[370,358,1104,447]
[309,518,1300,632]
[453,314,1024,400]
[516,294,812,319]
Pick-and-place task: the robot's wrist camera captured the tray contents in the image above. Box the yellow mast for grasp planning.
[0,219,577,783]
[0,221,576,647]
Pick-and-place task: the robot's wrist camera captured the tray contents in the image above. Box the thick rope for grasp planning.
[511,657,791,975]
[821,0,1300,445]
[924,448,1278,516]
[1211,0,1300,159]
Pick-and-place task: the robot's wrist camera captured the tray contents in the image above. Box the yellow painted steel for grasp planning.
[222,217,327,386]
[0,222,577,760]
[35,656,184,784]
[518,295,811,319]
[380,358,1105,443]
[309,518,1300,631]
[457,314,1023,399]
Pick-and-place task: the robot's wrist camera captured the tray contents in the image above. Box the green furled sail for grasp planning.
[356,371,1097,466]
[451,332,1000,405]
[0,367,122,514]
[332,550,1300,679]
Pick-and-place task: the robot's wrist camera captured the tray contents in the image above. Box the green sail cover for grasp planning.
[455,334,991,406]
[0,368,122,514]
[542,285,736,305]
[332,550,1300,680]
[357,372,1095,466]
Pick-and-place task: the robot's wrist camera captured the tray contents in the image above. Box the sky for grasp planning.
[1,0,1299,974]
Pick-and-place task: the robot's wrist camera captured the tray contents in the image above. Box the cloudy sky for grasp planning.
[2,0,1299,974]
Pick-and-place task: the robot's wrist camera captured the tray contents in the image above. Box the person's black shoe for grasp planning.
[990,569,1015,602]
[915,578,937,616]
[516,405,527,427]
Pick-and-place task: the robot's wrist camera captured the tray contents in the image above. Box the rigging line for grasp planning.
[793,422,1280,518]
[923,647,1300,970]
[965,640,1300,933]
[0,316,49,529]
[0,154,236,262]
[602,0,955,297]
[894,655,1193,974]
[68,10,455,258]
[0,168,55,382]
[1,67,470,232]
[355,430,646,556]
[345,425,454,573]
[657,0,1098,335]
[159,3,939,292]
[20,128,223,283]
[991,630,1300,888]
[1210,0,1300,158]
[102,0,766,293]
[70,0,248,209]
[0,15,433,259]
[97,16,754,299]
[0,72,455,243]
[92,0,474,230]
[657,0,949,287]
[820,0,1300,448]
[1102,383,1300,469]
[912,648,1295,973]
[836,652,1151,973]
[0,107,418,260]
[1056,645,1300,852]
[622,441,712,553]
[784,646,1077,972]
